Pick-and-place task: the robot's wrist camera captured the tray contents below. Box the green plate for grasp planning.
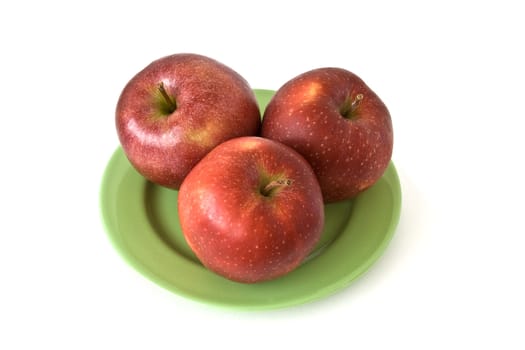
[100,89,402,310]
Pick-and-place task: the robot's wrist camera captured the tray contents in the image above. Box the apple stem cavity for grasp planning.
[261,179,293,197]
[158,82,177,114]
[340,93,363,119]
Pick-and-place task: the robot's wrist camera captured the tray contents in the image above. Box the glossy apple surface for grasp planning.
[178,137,324,283]
[261,68,393,202]
[116,53,261,189]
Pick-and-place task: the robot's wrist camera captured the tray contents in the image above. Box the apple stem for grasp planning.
[158,82,177,112]
[261,179,292,196]
[340,93,363,118]
[350,93,364,113]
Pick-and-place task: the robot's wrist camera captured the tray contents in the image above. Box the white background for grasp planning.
[1,0,524,348]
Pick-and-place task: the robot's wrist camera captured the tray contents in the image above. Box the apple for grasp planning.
[178,136,324,283]
[116,53,261,190]
[261,68,393,202]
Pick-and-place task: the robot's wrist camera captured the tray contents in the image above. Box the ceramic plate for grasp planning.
[100,89,402,310]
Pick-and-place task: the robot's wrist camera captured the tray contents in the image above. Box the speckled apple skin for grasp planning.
[261,68,393,203]
[178,137,324,283]
[116,53,261,190]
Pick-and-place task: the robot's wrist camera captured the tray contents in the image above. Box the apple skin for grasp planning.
[261,68,393,202]
[116,53,261,190]
[178,136,324,283]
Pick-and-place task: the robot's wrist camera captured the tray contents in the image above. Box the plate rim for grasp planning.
[100,148,401,310]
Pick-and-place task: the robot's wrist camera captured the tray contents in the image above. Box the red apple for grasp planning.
[116,53,261,189]
[178,136,324,283]
[261,68,393,202]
